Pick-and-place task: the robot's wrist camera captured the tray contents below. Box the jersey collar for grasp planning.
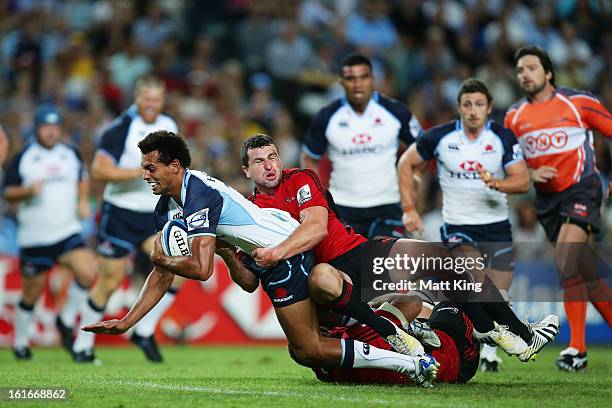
[342,91,379,116]
[179,168,192,206]
[456,119,491,144]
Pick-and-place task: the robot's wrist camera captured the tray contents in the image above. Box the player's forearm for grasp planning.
[218,250,259,292]
[151,253,214,281]
[275,220,326,260]
[397,156,417,212]
[122,267,174,328]
[3,185,36,203]
[78,180,90,205]
[497,173,530,194]
[91,162,141,182]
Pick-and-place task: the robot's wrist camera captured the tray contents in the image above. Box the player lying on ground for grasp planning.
[240,134,559,362]
[313,295,480,385]
[81,130,439,387]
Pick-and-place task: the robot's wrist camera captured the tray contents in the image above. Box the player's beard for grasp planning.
[522,78,547,98]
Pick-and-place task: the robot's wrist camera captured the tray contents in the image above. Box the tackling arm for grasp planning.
[252,206,328,268]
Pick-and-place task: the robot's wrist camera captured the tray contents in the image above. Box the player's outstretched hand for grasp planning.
[81,319,129,335]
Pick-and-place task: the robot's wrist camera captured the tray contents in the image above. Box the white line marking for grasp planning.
[102,380,394,405]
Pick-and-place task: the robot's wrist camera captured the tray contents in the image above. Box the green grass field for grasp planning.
[2,345,611,407]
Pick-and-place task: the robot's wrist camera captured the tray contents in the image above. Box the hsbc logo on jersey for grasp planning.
[524,131,568,154]
[459,160,481,172]
[352,134,372,145]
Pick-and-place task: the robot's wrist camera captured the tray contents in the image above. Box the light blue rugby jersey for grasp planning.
[154,169,299,255]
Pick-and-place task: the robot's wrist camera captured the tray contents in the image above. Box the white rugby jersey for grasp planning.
[4,142,85,247]
[303,92,421,208]
[416,120,524,225]
[97,106,178,212]
[154,170,299,255]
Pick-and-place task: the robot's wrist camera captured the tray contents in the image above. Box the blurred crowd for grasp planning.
[0,0,611,256]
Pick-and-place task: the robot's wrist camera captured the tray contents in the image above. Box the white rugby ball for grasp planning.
[161,219,191,257]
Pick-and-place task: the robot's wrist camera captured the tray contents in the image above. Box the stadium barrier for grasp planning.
[0,255,610,347]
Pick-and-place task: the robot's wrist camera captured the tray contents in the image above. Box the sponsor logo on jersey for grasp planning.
[436,306,460,314]
[373,117,383,126]
[351,133,372,145]
[341,145,384,155]
[459,160,481,172]
[448,143,460,152]
[512,144,523,161]
[97,240,116,257]
[572,203,588,217]
[523,131,568,154]
[297,184,312,205]
[272,287,294,303]
[339,121,349,128]
[363,343,371,355]
[483,144,495,154]
[187,208,209,230]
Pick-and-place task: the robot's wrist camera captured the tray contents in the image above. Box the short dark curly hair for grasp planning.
[138,130,191,167]
[240,134,277,167]
[457,78,492,104]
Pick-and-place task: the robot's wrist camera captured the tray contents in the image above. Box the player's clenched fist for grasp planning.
[252,247,280,268]
[402,209,424,235]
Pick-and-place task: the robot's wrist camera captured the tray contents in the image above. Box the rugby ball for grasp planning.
[161,219,191,257]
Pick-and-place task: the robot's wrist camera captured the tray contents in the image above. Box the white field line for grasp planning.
[102,379,396,405]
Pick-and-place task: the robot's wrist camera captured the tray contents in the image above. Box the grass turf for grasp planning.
[1,345,611,407]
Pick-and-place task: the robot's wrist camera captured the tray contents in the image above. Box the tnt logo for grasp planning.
[352,134,372,145]
[459,160,481,172]
[524,131,568,154]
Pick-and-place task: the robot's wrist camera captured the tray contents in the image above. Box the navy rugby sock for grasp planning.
[332,280,396,338]
[479,277,531,342]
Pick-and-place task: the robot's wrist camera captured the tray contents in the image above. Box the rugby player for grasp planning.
[4,105,96,359]
[313,296,480,385]
[82,131,439,387]
[505,45,612,372]
[241,134,558,361]
[397,78,536,370]
[302,53,422,239]
[72,76,180,362]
